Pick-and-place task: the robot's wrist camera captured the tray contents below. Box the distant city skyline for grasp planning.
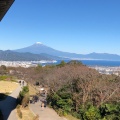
[0,0,120,55]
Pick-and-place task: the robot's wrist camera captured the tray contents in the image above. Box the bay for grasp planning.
[41,60,120,67]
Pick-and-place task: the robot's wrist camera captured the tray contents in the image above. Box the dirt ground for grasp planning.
[0,81,19,93]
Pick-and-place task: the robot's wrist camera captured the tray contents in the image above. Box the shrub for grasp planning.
[17,107,22,118]
[22,93,29,107]
[100,103,120,119]
[16,104,21,109]
[57,108,64,116]
[72,112,81,119]
[84,105,101,120]
[0,75,8,80]
[57,61,66,67]
[17,86,30,109]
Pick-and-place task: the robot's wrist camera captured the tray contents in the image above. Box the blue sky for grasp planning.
[0,0,120,54]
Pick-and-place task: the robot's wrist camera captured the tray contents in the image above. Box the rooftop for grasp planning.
[0,0,15,21]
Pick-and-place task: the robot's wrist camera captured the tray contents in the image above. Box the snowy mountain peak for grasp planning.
[35,42,42,45]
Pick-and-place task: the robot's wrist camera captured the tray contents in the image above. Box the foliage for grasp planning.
[0,75,16,82]
[22,93,29,107]
[10,61,120,119]
[16,104,21,109]
[0,65,8,75]
[35,64,42,72]
[65,114,80,120]
[57,60,66,67]
[100,103,120,119]
[68,60,83,65]
[0,75,8,80]
[17,106,22,118]
[84,105,101,120]
[17,86,29,107]
[47,87,73,116]
[22,86,29,94]
[48,86,120,119]
[1,65,7,70]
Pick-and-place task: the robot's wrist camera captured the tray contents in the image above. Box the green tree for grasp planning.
[84,105,101,120]
[17,86,29,107]
[57,61,66,67]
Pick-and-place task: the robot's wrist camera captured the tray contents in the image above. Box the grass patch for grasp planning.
[0,81,19,93]
[28,84,38,96]
[65,115,80,120]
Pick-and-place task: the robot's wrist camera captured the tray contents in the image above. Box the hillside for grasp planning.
[0,50,52,61]
[9,61,120,120]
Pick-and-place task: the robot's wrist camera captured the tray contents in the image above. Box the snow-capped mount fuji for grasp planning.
[36,42,42,44]
[14,42,120,61]
[15,42,61,55]
[14,42,76,57]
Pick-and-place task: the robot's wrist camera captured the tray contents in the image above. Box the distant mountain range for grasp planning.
[14,42,120,61]
[0,42,120,61]
[0,50,57,61]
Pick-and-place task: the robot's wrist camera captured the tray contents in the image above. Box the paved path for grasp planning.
[30,101,67,120]
[0,80,66,120]
[0,82,22,120]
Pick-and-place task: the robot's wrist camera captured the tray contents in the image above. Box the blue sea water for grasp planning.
[53,60,120,67]
[80,60,120,67]
[40,60,120,67]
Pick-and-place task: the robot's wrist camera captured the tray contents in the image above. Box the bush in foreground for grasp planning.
[16,105,22,118]
[17,86,29,108]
